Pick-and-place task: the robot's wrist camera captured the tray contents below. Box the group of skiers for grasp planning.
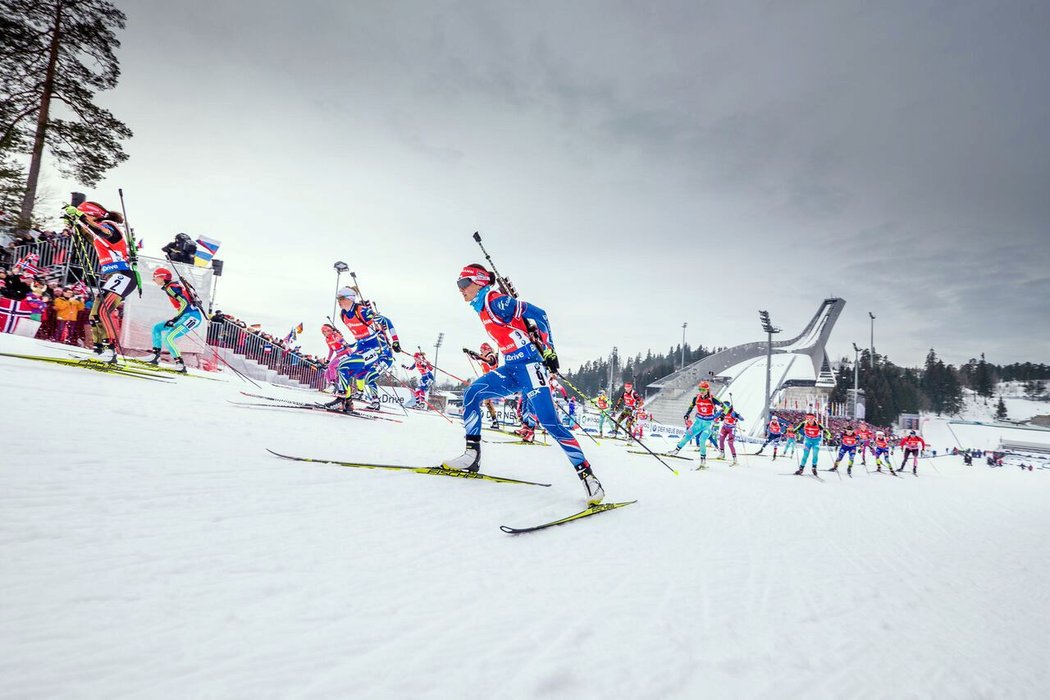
[62,199,935,505]
[60,199,202,374]
[753,411,927,476]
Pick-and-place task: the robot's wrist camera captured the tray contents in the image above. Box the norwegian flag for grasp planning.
[0,297,35,333]
[71,281,91,297]
[12,253,41,277]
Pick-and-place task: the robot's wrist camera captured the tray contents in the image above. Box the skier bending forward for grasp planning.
[442,264,604,505]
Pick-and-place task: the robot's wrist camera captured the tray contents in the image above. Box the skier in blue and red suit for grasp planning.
[830,424,859,476]
[442,264,604,505]
[755,415,785,459]
[402,351,435,408]
[326,287,400,412]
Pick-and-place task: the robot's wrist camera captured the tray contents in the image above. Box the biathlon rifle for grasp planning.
[117,188,144,297]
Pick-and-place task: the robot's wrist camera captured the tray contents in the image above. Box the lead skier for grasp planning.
[441,264,604,505]
[62,201,136,362]
[792,413,832,476]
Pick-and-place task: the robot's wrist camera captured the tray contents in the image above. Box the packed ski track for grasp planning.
[2,334,1049,699]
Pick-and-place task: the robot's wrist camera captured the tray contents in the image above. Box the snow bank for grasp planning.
[2,334,1049,698]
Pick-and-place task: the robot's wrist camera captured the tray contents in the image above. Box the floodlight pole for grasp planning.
[434,332,444,382]
[852,342,861,420]
[869,311,876,369]
[759,310,782,427]
[681,322,687,369]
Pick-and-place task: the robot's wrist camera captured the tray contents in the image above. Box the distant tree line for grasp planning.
[829,350,1049,424]
[562,342,1047,425]
[562,343,718,397]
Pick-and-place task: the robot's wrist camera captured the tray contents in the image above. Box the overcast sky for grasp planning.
[37,0,1050,376]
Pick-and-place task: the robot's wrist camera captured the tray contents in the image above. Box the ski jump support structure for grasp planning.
[645,298,846,437]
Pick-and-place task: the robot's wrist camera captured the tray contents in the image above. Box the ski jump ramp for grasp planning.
[646,298,846,437]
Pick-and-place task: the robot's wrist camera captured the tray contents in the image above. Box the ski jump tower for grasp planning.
[645,298,846,437]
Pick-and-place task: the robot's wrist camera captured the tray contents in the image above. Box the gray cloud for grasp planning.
[39,0,1049,372]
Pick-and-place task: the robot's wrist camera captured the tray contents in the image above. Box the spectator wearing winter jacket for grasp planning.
[53,290,85,344]
[1,270,31,300]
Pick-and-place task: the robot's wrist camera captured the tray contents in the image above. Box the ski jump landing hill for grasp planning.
[646,298,845,437]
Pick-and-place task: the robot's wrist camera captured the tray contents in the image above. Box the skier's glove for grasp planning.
[391,340,401,353]
[164,318,176,328]
[541,346,559,374]
[62,205,82,219]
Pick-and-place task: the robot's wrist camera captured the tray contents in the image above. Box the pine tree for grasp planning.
[0,0,132,228]
[974,353,994,402]
[921,349,963,416]
[995,396,1008,421]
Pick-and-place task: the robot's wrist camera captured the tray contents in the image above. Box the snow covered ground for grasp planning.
[3,333,1050,699]
[949,384,1050,425]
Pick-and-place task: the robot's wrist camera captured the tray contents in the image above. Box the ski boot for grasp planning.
[811,466,818,476]
[912,467,917,475]
[794,467,804,476]
[147,347,162,365]
[575,461,604,506]
[368,397,381,411]
[441,437,481,472]
[828,464,839,472]
[847,465,853,476]
[731,457,738,466]
[92,341,105,355]
[490,419,500,431]
[174,357,187,374]
[103,343,119,365]
[323,395,354,413]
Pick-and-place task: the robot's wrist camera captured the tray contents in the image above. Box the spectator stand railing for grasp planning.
[10,236,99,287]
[205,316,326,389]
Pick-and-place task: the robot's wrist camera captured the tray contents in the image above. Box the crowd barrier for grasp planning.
[206,317,325,389]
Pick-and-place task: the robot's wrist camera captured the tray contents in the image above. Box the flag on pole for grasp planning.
[284,322,304,344]
[12,253,41,277]
[194,236,221,267]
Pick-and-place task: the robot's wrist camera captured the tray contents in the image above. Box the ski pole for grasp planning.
[557,374,677,474]
[554,402,601,446]
[401,348,468,384]
[187,328,262,388]
[463,351,481,378]
[385,370,453,423]
[375,377,410,417]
